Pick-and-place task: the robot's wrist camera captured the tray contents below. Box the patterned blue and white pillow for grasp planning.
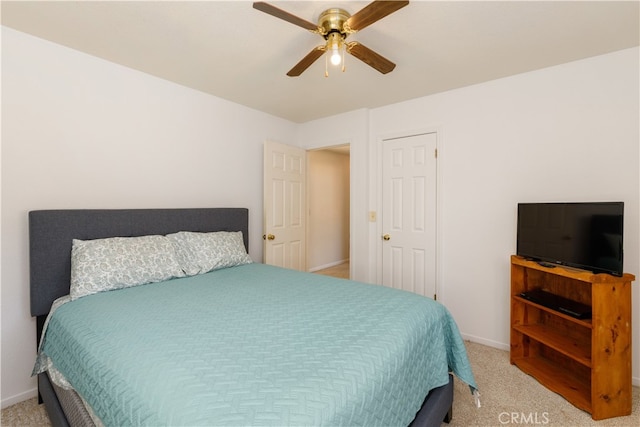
[167,231,253,276]
[70,235,185,300]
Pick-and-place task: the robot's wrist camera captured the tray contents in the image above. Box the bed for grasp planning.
[29,208,477,427]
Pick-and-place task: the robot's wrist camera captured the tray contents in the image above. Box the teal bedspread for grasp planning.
[38,263,476,426]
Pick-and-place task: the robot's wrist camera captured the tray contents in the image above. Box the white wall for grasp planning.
[368,48,639,365]
[298,48,639,384]
[310,47,638,383]
[0,27,297,407]
[307,150,350,271]
[2,25,639,406]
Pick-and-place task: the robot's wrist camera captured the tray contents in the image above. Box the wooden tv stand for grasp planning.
[510,255,635,420]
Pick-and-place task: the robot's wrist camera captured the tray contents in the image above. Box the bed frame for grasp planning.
[29,208,453,427]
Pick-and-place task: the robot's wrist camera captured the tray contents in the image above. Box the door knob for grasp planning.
[263,234,275,241]
[382,234,391,241]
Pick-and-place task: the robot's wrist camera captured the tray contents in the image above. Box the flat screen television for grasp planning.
[517,202,624,276]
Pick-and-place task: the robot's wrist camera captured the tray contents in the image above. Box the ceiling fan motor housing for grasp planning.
[319,8,351,38]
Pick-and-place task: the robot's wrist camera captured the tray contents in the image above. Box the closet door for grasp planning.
[381,132,437,298]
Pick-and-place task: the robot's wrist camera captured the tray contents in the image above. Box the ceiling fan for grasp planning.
[253,1,409,77]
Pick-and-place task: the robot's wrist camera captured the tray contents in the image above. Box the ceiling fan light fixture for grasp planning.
[253,1,409,77]
[330,47,342,66]
[327,32,344,66]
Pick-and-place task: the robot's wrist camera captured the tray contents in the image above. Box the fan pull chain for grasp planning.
[341,46,346,72]
[325,53,329,78]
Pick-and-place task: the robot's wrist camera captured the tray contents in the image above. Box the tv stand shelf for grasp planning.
[510,255,635,420]
[511,356,592,412]
[512,294,593,328]
[512,322,591,367]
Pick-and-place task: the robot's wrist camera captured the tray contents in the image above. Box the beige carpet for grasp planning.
[449,342,639,426]
[2,342,638,426]
[1,397,50,426]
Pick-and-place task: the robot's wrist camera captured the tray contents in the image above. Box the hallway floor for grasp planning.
[313,262,349,279]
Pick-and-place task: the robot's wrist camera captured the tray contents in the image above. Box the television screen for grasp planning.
[517,202,623,276]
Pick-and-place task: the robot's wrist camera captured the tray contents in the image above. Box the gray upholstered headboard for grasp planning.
[29,208,249,319]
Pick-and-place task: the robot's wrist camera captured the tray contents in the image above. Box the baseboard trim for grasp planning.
[461,333,510,352]
[1,387,38,409]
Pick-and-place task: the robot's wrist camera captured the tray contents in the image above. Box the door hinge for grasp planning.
[434,148,438,158]
[433,293,437,301]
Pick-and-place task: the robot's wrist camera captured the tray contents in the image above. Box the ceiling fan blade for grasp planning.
[345,0,409,32]
[253,2,319,32]
[346,42,396,74]
[287,46,326,77]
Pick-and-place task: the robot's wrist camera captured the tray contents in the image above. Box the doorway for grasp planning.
[307,145,350,278]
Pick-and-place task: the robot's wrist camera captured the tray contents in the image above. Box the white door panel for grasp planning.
[382,133,437,298]
[264,141,306,271]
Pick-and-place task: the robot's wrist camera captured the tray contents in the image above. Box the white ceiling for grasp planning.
[2,1,639,123]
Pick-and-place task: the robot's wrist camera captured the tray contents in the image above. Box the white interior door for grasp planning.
[263,140,306,271]
[381,133,437,298]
